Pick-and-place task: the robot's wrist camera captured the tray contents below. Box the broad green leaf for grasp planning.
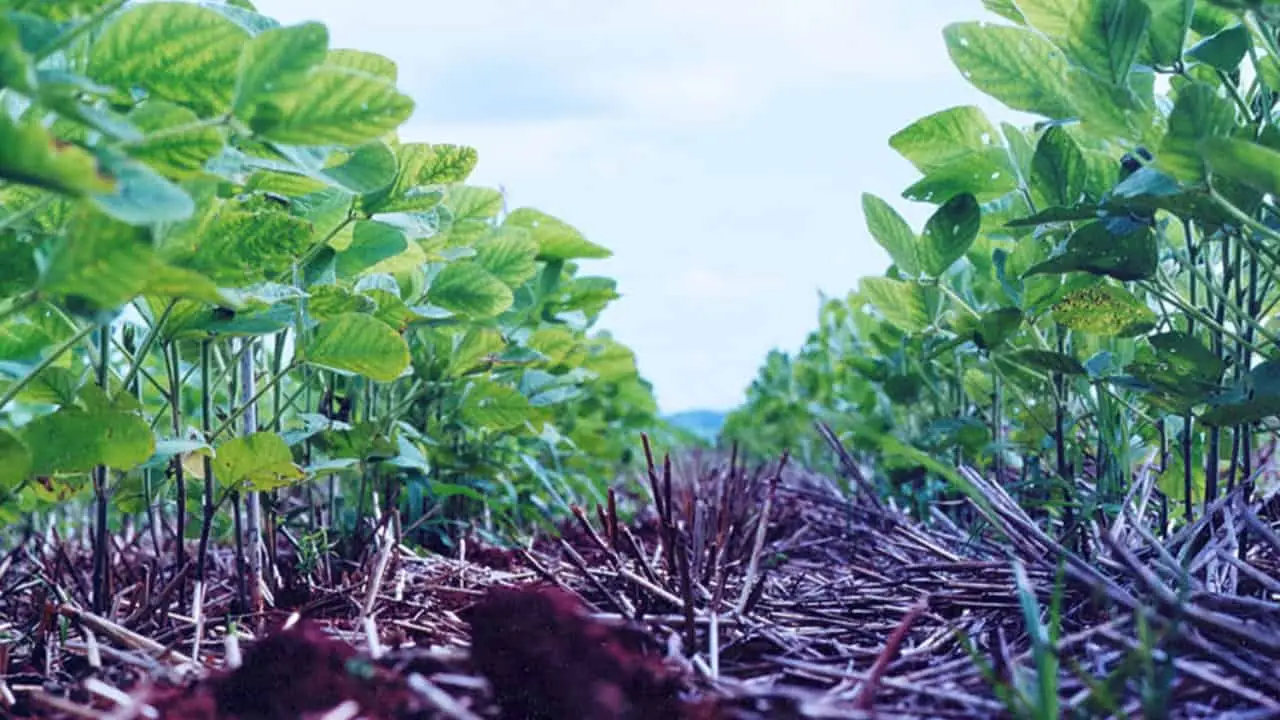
[123,101,226,178]
[0,15,36,93]
[448,327,506,376]
[1200,136,1280,198]
[1186,23,1250,71]
[0,233,37,295]
[920,193,980,276]
[505,207,611,261]
[90,2,250,114]
[1030,126,1087,207]
[901,148,1021,203]
[22,409,156,476]
[944,22,1075,119]
[335,220,407,278]
[182,208,314,284]
[1011,349,1088,375]
[889,106,1005,174]
[1158,81,1237,185]
[214,432,304,491]
[527,326,581,368]
[861,277,931,333]
[428,261,513,318]
[474,227,539,286]
[1024,220,1157,281]
[1069,0,1152,85]
[323,141,397,194]
[41,212,155,309]
[0,430,31,491]
[973,307,1023,350]
[248,65,413,146]
[307,284,376,321]
[326,48,397,81]
[460,379,537,432]
[1201,361,1280,426]
[1145,0,1194,66]
[983,0,1026,23]
[862,193,920,275]
[1149,331,1224,382]
[361,143,474,213]
[1051,284,1156,336]
[304,312,410,381]
[91,151,195,224]
[234,21,328,114]
[437,185,503,246]
[0,113,115,196]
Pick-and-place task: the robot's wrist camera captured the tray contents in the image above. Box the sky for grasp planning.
[258,0,1017,414]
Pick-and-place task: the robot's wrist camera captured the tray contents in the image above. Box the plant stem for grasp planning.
[195,340,216,588]
[91,325,111,615]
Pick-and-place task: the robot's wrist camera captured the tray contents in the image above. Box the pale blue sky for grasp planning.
[258,0,1016,413]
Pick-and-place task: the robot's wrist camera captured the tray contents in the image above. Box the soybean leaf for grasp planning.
[181,208,314,285]
[303,312,410,382]
[1011,349,1088,376]
[89,2,250,114]
[861,277,932,334]
[1201,137,1280,198]
[123,101,226,179]
[1070,0,1152,85]
[90,152,195,224]
[505,208,611,261]
[1024,220,1157,281]
[1201,361,1280,426]
[944,22,1075,119]
[1031,126,1087,207]
[0,430,31,491]
[22,408,155,476]
[1145,0,1194,66]
[0,113,115,195]
[322,141,397,195]
[474,227,539,286]
[920,193,981,276]
[326,48,397,81]
[361,143,475,214]
[428,261,513,318]
[233,21,328,114]
[1158,81,1237,185]
[1051,284,1156,336]
[862,193,920,275]
[214,432,304,491]
[974,307,1023,350]
[460,379,538,432]
[335,220,407,279]
[889,105,1007,174]
[0,233,37,295]
[1186,23,1250,71]
[248,65,413,146]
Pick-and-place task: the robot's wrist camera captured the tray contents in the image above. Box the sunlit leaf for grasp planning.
[1051,284,1156,336]
[214,432,304,491]
[303,312,410,381]
[22,408,155,476]
[427,261,513,318]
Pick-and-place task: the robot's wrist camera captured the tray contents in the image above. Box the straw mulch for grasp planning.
[3,428,1280,719]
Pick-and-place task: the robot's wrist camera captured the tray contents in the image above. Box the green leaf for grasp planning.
[248,65,413,146]
[22,408,156,476]
[361,143,474,213]
[460,379,537,432]
[1051,284,1156,336]
[233,21,328,114]
[41,212,154,309]
[322,141,397,194]
[862,193,920,275]
[505,208,611,261]
[90,152,195,224]
[474,227,539,286]
[1149,331,1224,382]
[861,277,932,333]
[181,208,314,284]
[123,101,226,179]
[1157,81,1237,185]
[1069,0,1152,85]
[0,233,37,296]
[0,113,115,196]
[1186,23,1250,71]
[1011,349,1088,375]
[1200,136,1280,198]
[1024,220,1157,281]
[335,220,407,278]
[436,185,503,246]
[0,429,31,491]
[973,307,1023,350]
[304,312,409,381]
[1145,0,1194,66]
[428,261,513,318]
[1201,360,1280,426]
[1030,126,1087,207]
[214,432,304,491]
[325,48,397,81]
[90,2,250,114]
[889,106,1005,175]
[944,22,1075,119]
[920,193,980,276]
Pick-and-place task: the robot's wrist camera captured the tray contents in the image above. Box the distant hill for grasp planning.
[664,409,726,443]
